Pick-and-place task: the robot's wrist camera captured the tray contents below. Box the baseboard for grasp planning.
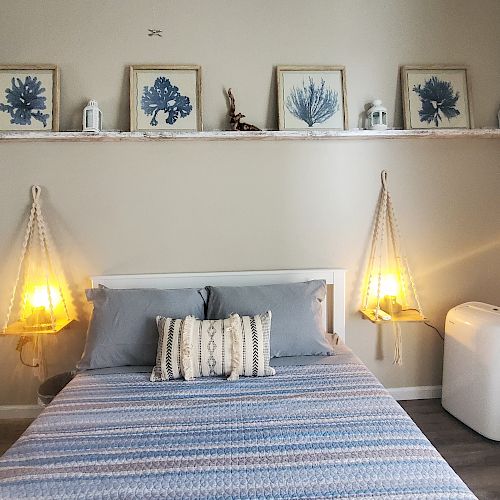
[0,405,42,419]
[387,385,442,401]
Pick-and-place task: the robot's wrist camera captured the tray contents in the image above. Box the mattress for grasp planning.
[0,345,475,499]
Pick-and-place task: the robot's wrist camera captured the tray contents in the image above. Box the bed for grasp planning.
[0,269,476,499]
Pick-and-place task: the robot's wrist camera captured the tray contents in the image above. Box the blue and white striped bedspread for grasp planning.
[0,348,475,499]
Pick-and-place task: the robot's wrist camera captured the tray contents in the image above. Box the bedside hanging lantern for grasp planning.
[360,171,425,365]
[82,99,102,133]
[2,186,73,338]
[366,99,388,130]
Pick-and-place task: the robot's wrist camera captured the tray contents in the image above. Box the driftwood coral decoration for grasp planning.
[227,88,260,131]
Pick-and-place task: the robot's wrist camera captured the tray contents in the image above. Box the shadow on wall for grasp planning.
[0,323,86,405]
[37,198,91,377]
[43,324,87,375]
[117,67,130,132]
[393,70,403,129]
[266,68,278,131]
[349,187,384,324]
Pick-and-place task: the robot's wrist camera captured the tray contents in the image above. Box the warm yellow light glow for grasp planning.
[381,274,399,297]
[29,285,62,310]
[370,273,400,298]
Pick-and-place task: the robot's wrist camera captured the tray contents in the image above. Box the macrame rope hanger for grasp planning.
[2,186,70,378]
[361,171,424,365]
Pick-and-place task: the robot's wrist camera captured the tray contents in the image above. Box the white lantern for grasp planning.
[366,99,388,131]
[82,100,102,133]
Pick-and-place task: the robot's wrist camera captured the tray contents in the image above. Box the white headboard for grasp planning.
[91,269,346,342]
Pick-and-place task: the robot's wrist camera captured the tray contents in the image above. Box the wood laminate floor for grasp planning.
[0,418,33,456]
[0,401,499,499]
[400,399,500,500]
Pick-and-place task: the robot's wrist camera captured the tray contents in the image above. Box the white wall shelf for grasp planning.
[0,129,499,142]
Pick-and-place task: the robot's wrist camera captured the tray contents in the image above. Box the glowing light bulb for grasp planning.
[369,273,400,298]
[29,285,62,309]
[380,274,399,298]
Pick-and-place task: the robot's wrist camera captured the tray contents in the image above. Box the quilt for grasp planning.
[0,346,476,499]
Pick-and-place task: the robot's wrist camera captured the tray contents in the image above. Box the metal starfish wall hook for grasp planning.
[148,29,163,37]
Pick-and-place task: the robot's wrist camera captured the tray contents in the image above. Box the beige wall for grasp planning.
[0,1,499,404]
[1,0,499,131]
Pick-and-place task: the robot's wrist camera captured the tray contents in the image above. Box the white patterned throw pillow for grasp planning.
[187,311,275,380]
[151,312,275,382]
[150,316,187,381]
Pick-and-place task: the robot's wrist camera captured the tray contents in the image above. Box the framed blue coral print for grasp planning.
[401,65,473,129]
[277,66,348,131]
[129,65,202,132]
[0,65,59,131]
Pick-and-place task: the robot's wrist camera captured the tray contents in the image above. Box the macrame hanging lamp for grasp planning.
[2,186,73,373]
[360,171,425,365]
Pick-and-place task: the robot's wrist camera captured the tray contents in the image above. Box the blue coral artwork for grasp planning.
[412,76,460,127]
[280,70,345,130]
[133,68,200,131]
[405,69,470,129]
[141,77,192,127]
[286,77,339,127]
[0,72,53,130]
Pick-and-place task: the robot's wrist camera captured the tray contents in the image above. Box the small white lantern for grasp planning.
[366,99,388,131]
[82,100,102,133]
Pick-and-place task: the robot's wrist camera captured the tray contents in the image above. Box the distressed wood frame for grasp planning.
[277,65,348,131]
[129,65,202,132]
[0,64,59,132]
[401,65,474,130]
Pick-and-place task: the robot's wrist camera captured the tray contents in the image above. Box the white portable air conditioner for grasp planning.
[442,302,500,441]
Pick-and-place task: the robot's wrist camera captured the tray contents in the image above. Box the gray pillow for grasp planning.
[206,280,331,357]
[78,287,207,370]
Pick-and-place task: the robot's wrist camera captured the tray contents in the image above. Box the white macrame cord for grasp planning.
[361,171,424,365]
[2,186,70,377]
[3,185,69,332]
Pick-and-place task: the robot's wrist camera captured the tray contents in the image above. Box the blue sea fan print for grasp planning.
[0,76,49,127]
[286,77,339,127]
[141,77,192,126]
[412,76,460,127]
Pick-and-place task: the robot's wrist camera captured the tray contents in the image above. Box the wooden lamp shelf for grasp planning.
[360,308,426,324]
[2,318,73,336]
